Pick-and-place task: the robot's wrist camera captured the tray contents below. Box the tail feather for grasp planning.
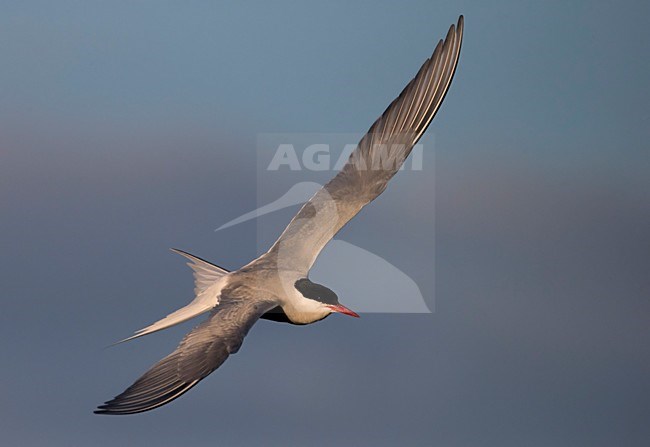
[114,249,229,344]
[115,300,215,344]
[170,248,229,295]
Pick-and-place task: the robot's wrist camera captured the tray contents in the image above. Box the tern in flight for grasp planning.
[96,16,463,415]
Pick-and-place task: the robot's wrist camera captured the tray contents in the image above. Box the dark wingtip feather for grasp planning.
[93,350,205,415]
[94,379,200,415]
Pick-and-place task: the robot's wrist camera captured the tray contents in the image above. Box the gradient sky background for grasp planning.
[1,1,649,446]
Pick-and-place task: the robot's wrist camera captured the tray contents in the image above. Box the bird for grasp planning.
[95,15,464,415]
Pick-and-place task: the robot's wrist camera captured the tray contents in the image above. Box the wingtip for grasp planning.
[94,406,136,416]
[94,402,113,415]
[94,405,140,416]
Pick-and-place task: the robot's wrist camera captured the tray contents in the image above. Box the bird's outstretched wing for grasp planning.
[264,16,463,275]
[96,297,274,415]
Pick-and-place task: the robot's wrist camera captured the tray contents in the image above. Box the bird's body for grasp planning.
[96,16,464,415]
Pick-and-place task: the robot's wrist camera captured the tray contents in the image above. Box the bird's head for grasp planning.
[294,278,359,319]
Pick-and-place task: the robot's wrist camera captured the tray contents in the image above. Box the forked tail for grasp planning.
[114,249,230,344]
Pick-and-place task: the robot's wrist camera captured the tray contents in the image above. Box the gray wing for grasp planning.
[264,16,463,274]
[95,297,274,415]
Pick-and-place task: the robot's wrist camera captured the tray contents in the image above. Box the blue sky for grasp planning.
[1,1,648,446]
